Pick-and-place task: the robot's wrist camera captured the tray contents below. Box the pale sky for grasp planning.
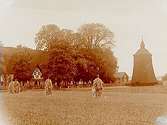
[0,0,167,77]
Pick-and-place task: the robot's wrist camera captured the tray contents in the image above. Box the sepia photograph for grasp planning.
[0,0,167,125]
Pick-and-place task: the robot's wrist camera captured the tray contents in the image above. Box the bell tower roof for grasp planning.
[134,39,151,56]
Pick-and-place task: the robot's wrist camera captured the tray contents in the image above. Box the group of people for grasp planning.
[57,80,92,88]
[8,78,53,95]
[45,75,104,97]
[8,75,104,97]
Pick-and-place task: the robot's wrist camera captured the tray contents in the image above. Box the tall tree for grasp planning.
[60,29,85,49]
[35,24,61,50]
[78,23,114,48]
[35,25,86,51]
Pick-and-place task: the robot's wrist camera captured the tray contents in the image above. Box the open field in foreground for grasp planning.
[1,86,167,125]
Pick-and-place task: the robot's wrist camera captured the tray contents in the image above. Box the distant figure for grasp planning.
[93,75,104,97]
[20,81,23,91]
[26,80,30,89]
[60,80,64,88]
[79,79,83,88]
[8,80,15,94]
[45,78,53,95]
[70,81,73,88]
[54,81,58,89]
[88,80,92,87]
[91,85,96,97]
[83,81,87,87]
[14,79,21,94]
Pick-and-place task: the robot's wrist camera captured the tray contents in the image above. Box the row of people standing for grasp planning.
[45,75,104,97]
[8,78,53,95]
[58,80,92,88]
[7,75,104,97]
[6,79,93,89]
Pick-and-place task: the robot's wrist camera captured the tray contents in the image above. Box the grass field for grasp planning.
[1,86,167,125]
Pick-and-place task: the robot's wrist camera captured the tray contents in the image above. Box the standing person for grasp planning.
[93,75,104,97]
[26,80,30,89]
[8,80,15,94]
[45,77,53,95]
[14,79,21,94]
[79,79,83,88]
[88,80,92,87]
[84,81,87,87]
[20,81,23,91]
[54,81,58,89]
[60,80,64,89]
[91,84,96,97]
[70,81,74,88]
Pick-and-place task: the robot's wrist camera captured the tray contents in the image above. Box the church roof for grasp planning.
[134,40,152,56]
[114,72,128,79]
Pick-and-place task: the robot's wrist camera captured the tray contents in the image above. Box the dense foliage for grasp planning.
[3,23,117,84]
[10,50,32,82]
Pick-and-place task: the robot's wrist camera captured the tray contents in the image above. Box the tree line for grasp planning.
[3,23,118,85]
